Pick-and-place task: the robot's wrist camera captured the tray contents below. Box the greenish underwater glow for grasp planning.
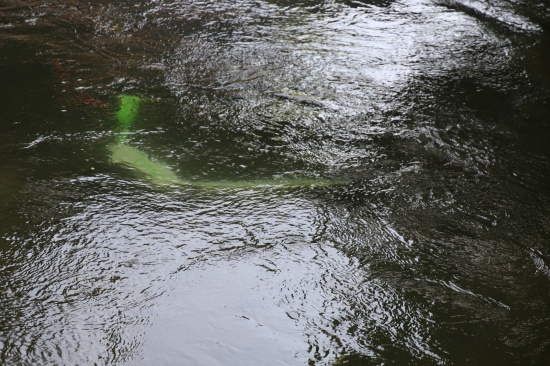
[111,94,338,189]
[109,142,180,185]
[109,142,336,189]
[115,95,141,142]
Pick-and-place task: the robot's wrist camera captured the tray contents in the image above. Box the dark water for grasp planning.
[1,0,550,364]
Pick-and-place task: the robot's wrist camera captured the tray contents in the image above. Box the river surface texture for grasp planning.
[1,1,550,365]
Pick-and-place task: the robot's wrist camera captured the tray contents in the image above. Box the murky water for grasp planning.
[1,0,550,364]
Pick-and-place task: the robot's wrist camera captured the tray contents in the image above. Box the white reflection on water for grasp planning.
[2,175,438,365]
[162,0,521,177]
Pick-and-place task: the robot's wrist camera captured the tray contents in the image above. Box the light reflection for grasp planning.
[1,175,442,364]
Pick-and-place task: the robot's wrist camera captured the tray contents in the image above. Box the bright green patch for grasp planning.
[116,95,141,136]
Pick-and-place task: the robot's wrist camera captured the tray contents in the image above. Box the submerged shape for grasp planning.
[109,143,181,185]
[110,97,338,189]
[116,95,141,137]
[110,94,184,185]
[109,142,337,189]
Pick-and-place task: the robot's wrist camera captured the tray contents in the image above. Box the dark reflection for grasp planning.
[1,0,550,365]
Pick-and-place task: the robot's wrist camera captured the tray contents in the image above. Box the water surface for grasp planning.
[1,0,550,365]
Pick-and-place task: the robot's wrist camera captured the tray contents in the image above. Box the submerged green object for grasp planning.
[109,143,180,185]
[116,95,141,134]
[109,142,336,188]
[109,143,338,189]
[109,94,339,189]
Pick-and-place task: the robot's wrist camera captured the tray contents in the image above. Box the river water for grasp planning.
[1,0,549,365]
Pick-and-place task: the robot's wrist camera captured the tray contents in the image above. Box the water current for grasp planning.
[1,0,549,365]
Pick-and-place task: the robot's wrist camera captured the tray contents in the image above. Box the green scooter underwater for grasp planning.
[109,94,338,189]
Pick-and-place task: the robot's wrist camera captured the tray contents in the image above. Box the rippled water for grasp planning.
[1,0,550,365]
